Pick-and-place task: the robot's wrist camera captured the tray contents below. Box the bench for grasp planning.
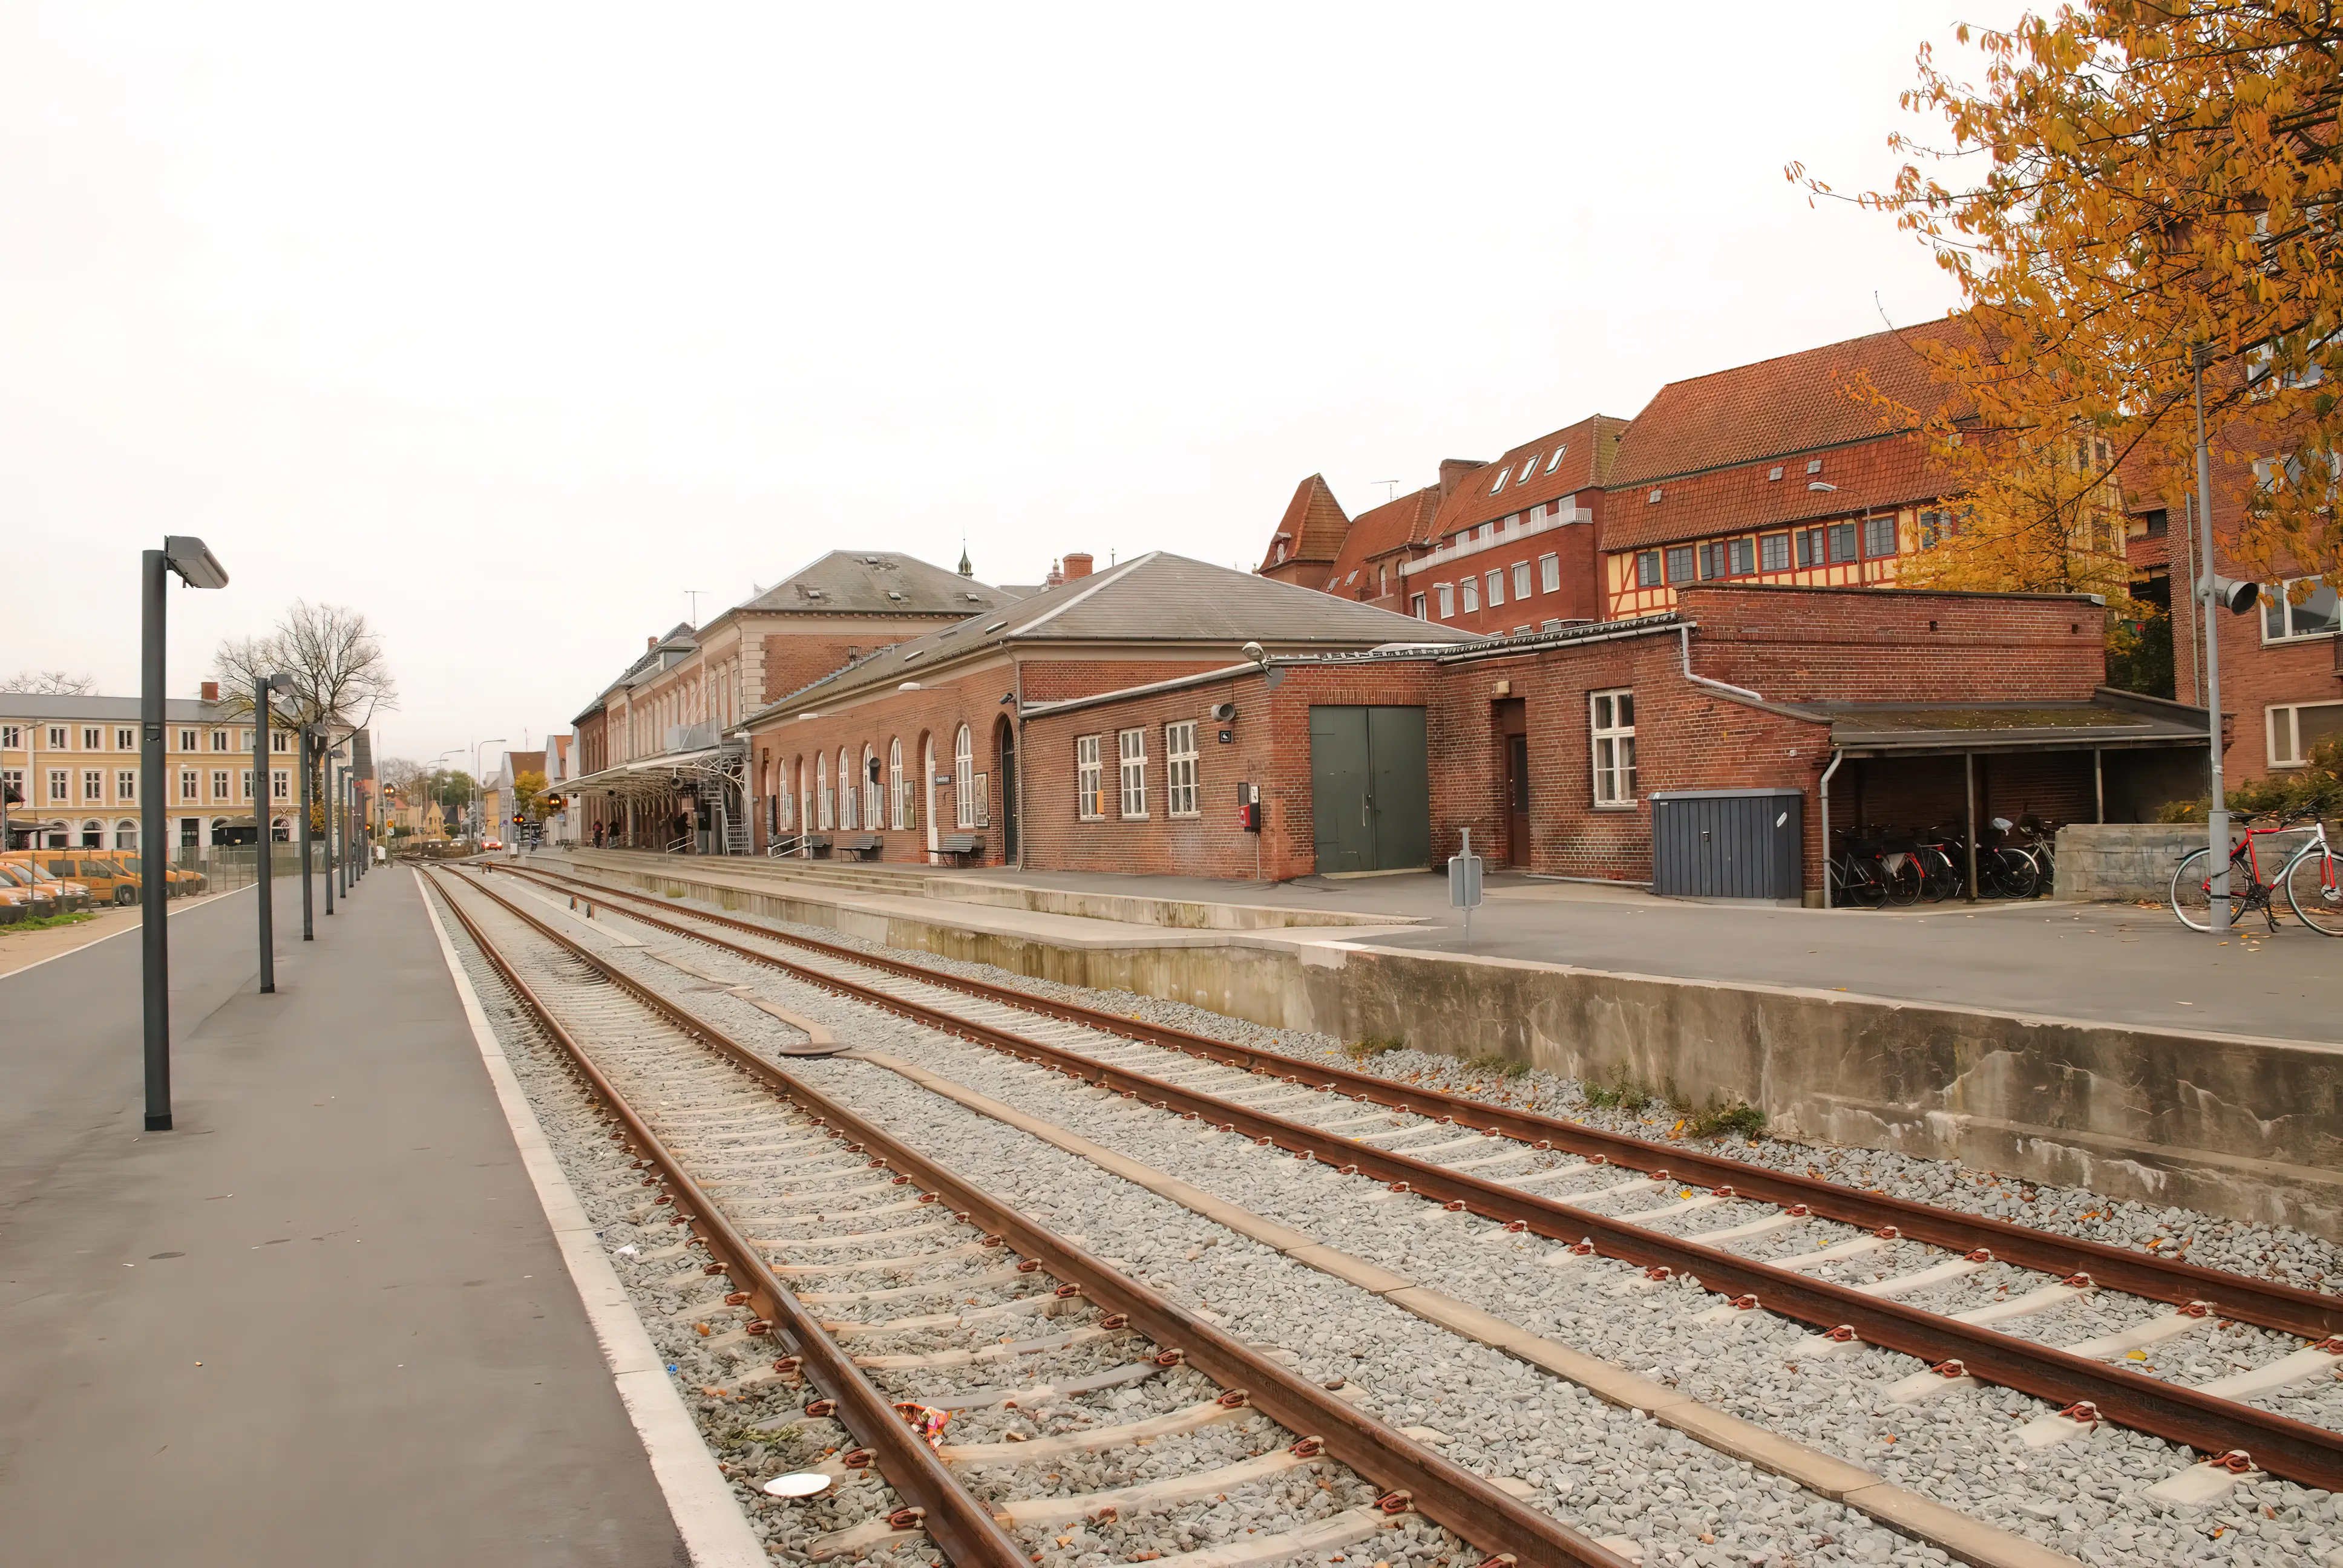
[836,833,881,860]
[802,833,833,857]
[934,832,981,865]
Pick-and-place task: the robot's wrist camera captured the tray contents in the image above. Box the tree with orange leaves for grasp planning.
[1794,0,2343,598]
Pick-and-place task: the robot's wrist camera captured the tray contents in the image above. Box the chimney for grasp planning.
[200,681,220,702]
[1063,551,1094,580]
[647,635,657,650]
[1438,458,1488,497]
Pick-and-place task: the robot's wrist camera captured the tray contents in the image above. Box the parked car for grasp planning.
[38,853,142,906]
[0,858,84,918]
[0,883,28,924]
[119,855,201,898]
[0,860,68,918]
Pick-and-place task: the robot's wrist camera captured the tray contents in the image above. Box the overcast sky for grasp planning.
[1,2,1981,769]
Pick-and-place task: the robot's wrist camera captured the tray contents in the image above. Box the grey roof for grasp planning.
[754,552,1476,718]
[732,551,1011,619]
[1796,691,2210,756]
[0,694,229,722]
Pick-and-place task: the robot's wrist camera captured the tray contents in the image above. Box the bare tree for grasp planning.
[211,601,398,732]
[376,756,424,797]
[1,670,99,695]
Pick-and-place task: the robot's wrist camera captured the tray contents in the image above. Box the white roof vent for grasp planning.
[1647,488,1663,504]
[1806,458,1824,474]
[1768,466,1783,482]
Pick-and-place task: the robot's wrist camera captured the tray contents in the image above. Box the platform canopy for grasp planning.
[555,743,742,803]
[1799,690,2210,759]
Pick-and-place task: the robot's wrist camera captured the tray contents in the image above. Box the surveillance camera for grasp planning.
[2210,575,2261,615]
[1210,702,1237,723]
[1240,641,1267,664]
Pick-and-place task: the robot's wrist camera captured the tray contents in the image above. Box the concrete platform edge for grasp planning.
[417,869,766,1568]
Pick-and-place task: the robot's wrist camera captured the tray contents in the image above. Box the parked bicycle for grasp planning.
[2170,814,2343,935]
[1829,829,1923,907]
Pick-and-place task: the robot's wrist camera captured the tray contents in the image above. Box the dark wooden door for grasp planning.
[1506,734,1530,866]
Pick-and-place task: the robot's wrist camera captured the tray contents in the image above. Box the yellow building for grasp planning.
[1,688,298,852]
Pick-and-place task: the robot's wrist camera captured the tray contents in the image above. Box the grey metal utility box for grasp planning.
[1650,788,1804,901]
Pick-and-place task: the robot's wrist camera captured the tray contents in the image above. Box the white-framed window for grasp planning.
[47,768,68,803]
[82,769,103,802]
[1,768,20,806]
[954,725,974,829]
[1117,728,1147,818]
[271,769,289,800]
[1512,561,1532,600]
[973,772,991,826]
[837,748,857,830]
[178,728,197,753]
[83,727,103,750]
[115,820,137,851]
[117,770,136,802]
[2263,576,2341,642]
[862,744,881,828]
[1487,468,1508,494]
[817,753,833,829]
[271,730,289,752]
[888,738,906,829]
[210,730,229,751]
[1165,722,1199,817]
[1461,578,1480,613]
[1514,457,1539,483]
[1,725,19,750]
[2269,701,2343,766]
[1590,690,1637,807]
[1410,592,1427,619]
[117,727,136,751]
[1076,735,1103,820]
[1485,570,1504,609]
[1760,532,1791,572]
[1435,583,1454,618]
[240,769,255,800]
[1545,446,1568,473]
[48,726,67,750]
[211,770,231,800]
[179,769,197,802]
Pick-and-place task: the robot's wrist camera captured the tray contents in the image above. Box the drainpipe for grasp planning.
[1678,624,1765,704]
[1011,658,1026,871]
[1817,748,1844,909]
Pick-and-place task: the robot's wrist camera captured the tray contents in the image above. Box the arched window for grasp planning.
[816,754,833,829]
[887,739,905,830]
[954,725,974,829]
[80,818,102,848]
[862,744,880,829]
[837,748,857,830]
[115,819,138,851]
[270,816,290,843]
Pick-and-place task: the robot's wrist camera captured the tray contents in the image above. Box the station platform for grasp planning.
[542,847,2343,1244]
[0,869,693,1566]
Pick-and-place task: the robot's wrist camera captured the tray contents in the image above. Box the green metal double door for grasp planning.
[1308,705,1430,874]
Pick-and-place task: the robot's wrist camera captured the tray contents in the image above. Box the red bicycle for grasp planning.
[2169,815,2343,935]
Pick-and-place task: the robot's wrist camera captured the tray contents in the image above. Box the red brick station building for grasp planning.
[557,322,2335,900]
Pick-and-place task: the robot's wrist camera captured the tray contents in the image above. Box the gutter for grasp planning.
[1677,624,1766,704]
[1817,748,1845,910]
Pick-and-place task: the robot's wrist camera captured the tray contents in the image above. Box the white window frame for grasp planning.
[117,727,136,751]
[1485,569,1504,609]
[271,730,289,753]
[1461,578,1480,613]
[48,768,68,803]
[888,739,906,829]
[117,769,137,803]
[1,725,19,750]
[1076,734,1103,820]
[1117,728,1147,819]
[1544,447,1567,473]
[1410,592,1427,619]
[817,754,833,829]
[211,769,229,801]
[272,769,289,800]
[1487,468,1508,494]
[1513,561,1533,600]
[954,725,975,829]
[837,748,857,830]
[1435,583,1454,618]
[1590,689,1637,808]
[240,769,253,801]
[82,769,103,802]
[1165,722,1199,817]
[2269,700,2343,767]
[48,726,67,750]
[179,769,197,802]
[2261,575,2341,643]
[177,728,197,753]
[862,744,881,829]
[1,768,19,807]
[83,727,103,751]
[210,730,228,752]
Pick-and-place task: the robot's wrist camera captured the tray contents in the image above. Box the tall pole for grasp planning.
[139,550,171,1131]
[254,681,275,993]
[2195,351,2230,933]
[299,728,315,939]
[325,756,337,916]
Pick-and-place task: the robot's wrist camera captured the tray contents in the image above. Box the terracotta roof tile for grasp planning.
[1317,486,1442,596]
[1424,414,1626,544]
[1257,474,1350,570]
[1602,431,1954,552]
[1608,319,1968,487]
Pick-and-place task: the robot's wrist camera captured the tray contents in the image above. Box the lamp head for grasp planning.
[264,671,296,694]
[1240,641,1267,665]
[162,536,229,590]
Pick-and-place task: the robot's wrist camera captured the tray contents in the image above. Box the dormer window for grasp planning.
[1648,488,1663,503]
[1806,458,1823,474]
[1544,446,1568,473]
[1768,466,1783,481]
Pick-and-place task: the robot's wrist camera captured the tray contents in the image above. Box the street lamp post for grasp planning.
[253,671,293,992]
[299,727,316,939]
[325,748,340,916]
[141,535,229,1132]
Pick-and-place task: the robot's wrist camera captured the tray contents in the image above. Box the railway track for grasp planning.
[425,865,1628,1568]
[492,858,2343,1501]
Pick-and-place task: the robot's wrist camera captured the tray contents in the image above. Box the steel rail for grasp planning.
[424,870,1031,1568]
[448,866,1628,1568]
[494,860,2343,1492]
[500,860,2343,1343]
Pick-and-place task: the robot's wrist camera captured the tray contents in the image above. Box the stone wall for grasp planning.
[2054,822,2233,902]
